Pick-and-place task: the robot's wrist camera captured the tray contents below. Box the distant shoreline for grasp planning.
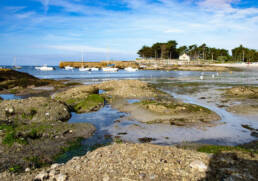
[212,63,258,69]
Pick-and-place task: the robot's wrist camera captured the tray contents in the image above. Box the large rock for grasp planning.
[0,97,71,122]
[113,99,221,125]
[0,69,60,91]
[96,80,161,99]
[226,86,258,98]
[0,122,95,172]
[54,86,104,113]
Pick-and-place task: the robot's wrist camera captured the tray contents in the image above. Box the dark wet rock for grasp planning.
[239,140,258,152]
[138,137,156,143]
[117,132,127,135]
[251,132,258,138]
[114,119,121,123]
[0,97,71,122]
[104,134,112,139]
[241,124,258,132]
[0,69,64,93]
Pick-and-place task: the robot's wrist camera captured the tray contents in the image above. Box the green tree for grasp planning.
[137,46,153,58]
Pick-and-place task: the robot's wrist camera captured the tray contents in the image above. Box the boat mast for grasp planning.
[14,57,16,67]
[81,50,84,67]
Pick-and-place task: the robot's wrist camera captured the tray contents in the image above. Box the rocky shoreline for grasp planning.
[1,143,257,181]
[0,69,257,180]
[0,69,97,173]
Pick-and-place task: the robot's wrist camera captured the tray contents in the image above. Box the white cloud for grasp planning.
[4,6,26,13]
[1,0,258,64]
[46,45,126,54]
[198,0,235,9]
[16,12,35,19]
[164,29,184,33]
[39,0,50,12]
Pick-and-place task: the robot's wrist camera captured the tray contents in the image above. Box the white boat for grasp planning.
[90,67,99,71]
[36,64,54,71]
[78,51,90,71]
[125,67,138,72]
[64,66,74,70]
[102,67,118,72]
[13,57,22,69]
[79,67,90,71]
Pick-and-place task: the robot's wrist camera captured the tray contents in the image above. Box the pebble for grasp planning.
[139,173,146,179]
[55,173,68,181]
[34,171,49,181]
[51,163,60,169]
[190,160,208,172]
[103,174,110,181]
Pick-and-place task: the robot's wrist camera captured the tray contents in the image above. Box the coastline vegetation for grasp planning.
[138,40,258,62]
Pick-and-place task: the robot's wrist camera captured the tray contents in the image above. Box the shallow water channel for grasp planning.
[58,81,258,162]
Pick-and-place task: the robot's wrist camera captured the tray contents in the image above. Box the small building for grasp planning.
[179,53,190,62]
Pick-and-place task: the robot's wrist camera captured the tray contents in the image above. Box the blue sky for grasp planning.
[0,0,258,65]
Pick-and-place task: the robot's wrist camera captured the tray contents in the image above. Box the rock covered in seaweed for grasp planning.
[0,97,71,122]
[54,85,104,113]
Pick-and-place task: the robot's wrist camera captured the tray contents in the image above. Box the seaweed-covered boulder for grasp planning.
[0,97,71,122]
[0,121,96,172]
[54,85,104,113]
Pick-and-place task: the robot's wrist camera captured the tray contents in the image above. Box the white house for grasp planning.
[179,53,190,62]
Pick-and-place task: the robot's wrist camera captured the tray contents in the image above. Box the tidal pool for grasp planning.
[53,68,257,162]
[0,94,21,100]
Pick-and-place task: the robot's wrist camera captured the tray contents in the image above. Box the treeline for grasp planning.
[137,40,258,62]
[232,45,258,62]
